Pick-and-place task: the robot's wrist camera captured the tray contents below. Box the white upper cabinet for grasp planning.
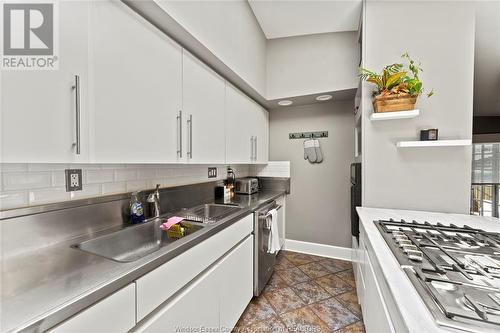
[253,106,269,164]
[2,0,268,165]
[90,0,182,163]
[182,51,226,164]
[225,84,254,164]
[1,1,90,163]
[225,83,269,164]
[155,0,267,96]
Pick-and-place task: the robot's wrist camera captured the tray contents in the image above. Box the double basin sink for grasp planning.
[72,203,242,263]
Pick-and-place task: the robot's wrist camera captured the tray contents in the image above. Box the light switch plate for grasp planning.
[208,167,217,178]
[65,169,83,192]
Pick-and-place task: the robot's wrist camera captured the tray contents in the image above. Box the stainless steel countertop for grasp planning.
[1,191,285,333]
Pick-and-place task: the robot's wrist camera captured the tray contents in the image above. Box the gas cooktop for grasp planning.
[375,219,500,333]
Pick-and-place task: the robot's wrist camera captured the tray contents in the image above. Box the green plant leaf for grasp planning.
[385,71,407,89]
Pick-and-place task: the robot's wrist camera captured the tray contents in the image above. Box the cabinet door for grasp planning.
[219,236,254,329]
[90,0,182,163]
[225,83,253,164]
[363,250,395,333]
[254,107,269,164]
[138,263,220,333]
[1,1,90,163]
[50,284,136,333]
[182,51,226,163]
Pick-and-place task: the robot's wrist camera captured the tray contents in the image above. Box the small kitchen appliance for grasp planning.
[234,177,259,195]
[376,219,500,332]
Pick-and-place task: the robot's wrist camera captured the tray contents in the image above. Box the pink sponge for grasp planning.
[160,216,185,230]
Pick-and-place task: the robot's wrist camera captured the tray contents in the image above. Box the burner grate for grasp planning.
[375,218,500,331]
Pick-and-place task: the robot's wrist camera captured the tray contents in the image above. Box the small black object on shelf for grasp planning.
[420,129,438,141]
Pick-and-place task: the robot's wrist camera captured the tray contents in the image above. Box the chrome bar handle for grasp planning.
[176,110,182,158]
[254,136,258,161]
[72,75,81,155]
[187,114,193,158]
[250,136,254,161]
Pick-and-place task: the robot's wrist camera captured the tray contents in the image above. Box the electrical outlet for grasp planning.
[65,169,83,192]
[208,167,217,178]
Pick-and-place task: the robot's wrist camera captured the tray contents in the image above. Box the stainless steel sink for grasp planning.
[179,203,242,223]
[72,219,204,262]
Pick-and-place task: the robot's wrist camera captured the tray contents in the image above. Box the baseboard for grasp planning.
[284,239,353,261]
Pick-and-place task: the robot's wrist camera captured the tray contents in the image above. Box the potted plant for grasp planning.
[359,53,433,113]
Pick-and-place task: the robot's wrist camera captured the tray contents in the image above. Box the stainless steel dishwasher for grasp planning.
[253,200,279,296]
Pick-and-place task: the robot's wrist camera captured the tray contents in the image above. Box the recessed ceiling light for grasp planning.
[316,94,333,101]
[277,100,293,106]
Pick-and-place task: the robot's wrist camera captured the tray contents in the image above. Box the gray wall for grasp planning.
[269,100,354,247]
[266,31,359,100]
[361,1,475,213]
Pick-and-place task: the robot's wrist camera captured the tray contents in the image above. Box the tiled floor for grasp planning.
[235,251,365,333]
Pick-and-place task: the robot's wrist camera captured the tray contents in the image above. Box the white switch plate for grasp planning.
[65,169,83,192]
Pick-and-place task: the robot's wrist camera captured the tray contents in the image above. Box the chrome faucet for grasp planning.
[147,184,161,218]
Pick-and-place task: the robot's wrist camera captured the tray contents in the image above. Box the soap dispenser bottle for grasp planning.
[130,192,145,224]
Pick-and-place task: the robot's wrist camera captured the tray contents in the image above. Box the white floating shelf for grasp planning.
[371,109,420,121]
[396,139,472,148]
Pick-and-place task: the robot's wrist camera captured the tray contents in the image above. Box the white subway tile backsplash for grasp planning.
[29,187,70,205]
[101,182,127,195]
[252,161,290,177]
[0,164,29,172]
[115,169,137,182]
[156,168,172,178]
[0,191,29,210]
[147,179,168,188]
[126,180,147,192]
[0,163,255,210]
[3,172,52,190]
[71,184,101,200]
[52,171,66,187]
[137,169,156,180]
[86,170,114,184]
[28,163,68,171]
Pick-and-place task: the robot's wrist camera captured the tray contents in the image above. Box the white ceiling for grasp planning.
[474,1,500,116]
[248,0,362,39]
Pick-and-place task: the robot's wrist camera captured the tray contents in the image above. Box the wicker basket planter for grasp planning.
[373,94,417,113]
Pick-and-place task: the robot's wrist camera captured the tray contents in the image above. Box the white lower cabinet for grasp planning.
[50,283,136,333]
[138,261,220,333]
[363,251,395,333]
[136,236,253,333]
[219,236,253,329]
[354,225,395,333]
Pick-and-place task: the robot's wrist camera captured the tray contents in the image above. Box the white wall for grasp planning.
[361,1,475,213]
[266,32,359,100]
[269,101,354,248]
[155,0,267,97]
[0,164,250,210]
